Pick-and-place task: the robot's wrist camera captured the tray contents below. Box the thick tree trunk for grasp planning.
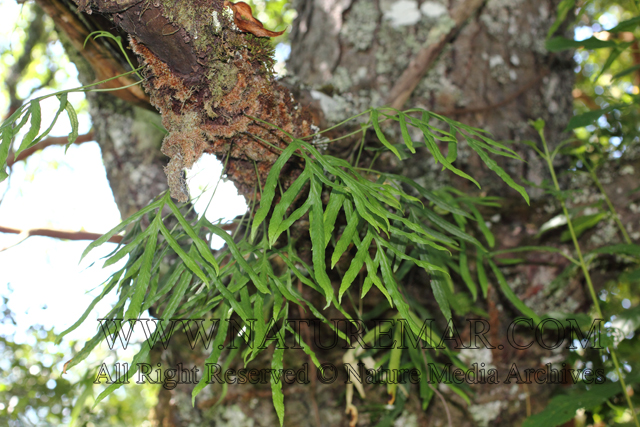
[284,1,577,425]
[41,0,640,426]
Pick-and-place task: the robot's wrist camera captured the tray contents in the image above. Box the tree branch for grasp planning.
[385,0,487,110]
[33,0,151,110]
[75,0,314,202]
[0,225,122,252]
[6,132,95,167]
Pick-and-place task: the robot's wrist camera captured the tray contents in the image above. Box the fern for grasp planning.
[0,68,143,180]
[0,47,540,417]
[36,103,542,422]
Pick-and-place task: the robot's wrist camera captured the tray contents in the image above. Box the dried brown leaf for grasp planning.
[63,359,73,375]
[224,1,285,37]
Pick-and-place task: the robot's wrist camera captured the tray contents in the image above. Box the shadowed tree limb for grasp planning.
[6,132,95,167]
[34,0,151,110]
[0,225,123,252]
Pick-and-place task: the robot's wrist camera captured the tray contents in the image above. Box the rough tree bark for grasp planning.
[284,1,578,425]
[34,0,640,426]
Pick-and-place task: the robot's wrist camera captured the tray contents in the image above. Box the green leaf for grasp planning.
[124,219,159,321]
[564,104,623,131]
[560,213,606,242]
[488,260,540,322]
[590,244,640,256]
[522,374,640,427]
[338,230,373,303]
[331,200,359,268]
[102,226,153,268]
[387,325,403,401]
[268,167,311,246]
[0,104,28,135]
[459,247,477,301]
[377,236,448,275]
[158,221,209,286]
[251,139,301,241]
[206,265,251,321]
[546,0,575,38]
[65,331,108,373]
[361,276,373,298]
[144,264,187,311]
[470,205,495,248]
[608,16,640,33]
[417,119,481,188]
[430,273,452,322]
[545,36,617,52]
[14,101,41,159]
[65,101,79,151]
[386,173,470,218]
[158,266,193,322]
[166,197,220,275]
[529,118,546,132]
[377,248,400,309]
[191,304,231,404]
[0,127,12,182]
[476,249,488,298]
[399,112,415,154]
[388,223,448,253]
[371,109,402,159]
[271,343,285,426]
[365,250,392,307]
[416,206,484,249]
[592,42,632,83]
[445,140,457,163]
[33,94,68,147]
[309,176,333,307]
[352,191,389,232]
[80,198,164,261]
[286,326,321,368]
[323,187,346,247]
[466,140,530,205]
[491,245,574,256]
[612,64,640,81]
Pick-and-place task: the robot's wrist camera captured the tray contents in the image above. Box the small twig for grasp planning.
[33,0,151,109]
[421,348,454,427]
[579,155,633,244]
[6,131,95,167]
[385,0,487,110]
[0,225,122,252]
